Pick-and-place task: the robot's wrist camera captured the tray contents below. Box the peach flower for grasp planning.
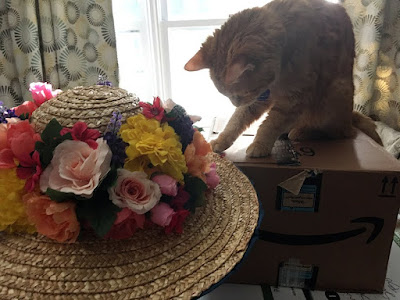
[13,101,38,118]
[40,138,112,197]
[0,118,20,151]
[7,120,41,166]
[23,192,79,243]
[108,169,161,214]
[184,131,212,182]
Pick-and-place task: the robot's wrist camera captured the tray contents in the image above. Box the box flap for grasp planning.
[222,130,400,172]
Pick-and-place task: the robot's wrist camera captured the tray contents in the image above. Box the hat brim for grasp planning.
[0,153,259,299]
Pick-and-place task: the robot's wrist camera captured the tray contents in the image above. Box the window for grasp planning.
[113,0,339,128]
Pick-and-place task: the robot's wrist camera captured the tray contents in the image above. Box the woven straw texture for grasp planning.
[0,153,259,300]
[30,85,141,133]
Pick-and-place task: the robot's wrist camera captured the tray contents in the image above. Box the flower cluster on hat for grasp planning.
[0,82,220,243]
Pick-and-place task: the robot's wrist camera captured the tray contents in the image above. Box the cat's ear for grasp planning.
[184,50,208,71]
[224,61,255,85]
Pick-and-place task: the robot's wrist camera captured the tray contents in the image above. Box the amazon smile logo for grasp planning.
[258,217,384,245]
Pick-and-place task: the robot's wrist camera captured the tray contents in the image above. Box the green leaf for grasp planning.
[35,129,72,168]
[98,165,118,190]
[76,191,121,237]
[46,188,79,202]
[184,175,208,212]
[18,113,29,120]
[41,118,63,144]
[194,126,204,132]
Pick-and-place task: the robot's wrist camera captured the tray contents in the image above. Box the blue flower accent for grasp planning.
[257,89,270,101]
[97,74,112,86]
[0,101,18,123]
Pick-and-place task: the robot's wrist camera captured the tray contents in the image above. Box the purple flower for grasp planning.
[97,75,113,87]
[166,105,194,152]
[0,102,19,123]
[104,111,127,167]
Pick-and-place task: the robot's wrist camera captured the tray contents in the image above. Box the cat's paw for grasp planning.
[210,138,232,153]
[246,141,271,157]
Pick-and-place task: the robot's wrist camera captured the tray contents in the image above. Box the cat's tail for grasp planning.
[352,111,383,145]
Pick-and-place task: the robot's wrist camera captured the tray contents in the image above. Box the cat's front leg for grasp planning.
[211,101,268,153]
[246,106,296,157]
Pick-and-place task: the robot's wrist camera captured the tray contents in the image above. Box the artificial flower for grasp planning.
[60,122,101,149]
[120,114,187,182]
[40,138,112,197]
[0,118,20,150]
[205,162,220,189]
[139,96,165,121]
[170,186,190,210]
[104,112,127,167]
[152,174,178,196]
[0,149,15,168]
[13,101,38,118]
[105,207,145,240]
[108,169,161,214]
[150,202,174,227]
[164,104,194,152]
[184,131,212,182]
[6,120,41,167]
[162,98,202,123]
[0,168,35,233]
[29,82,62,107]
[16,151,42,192]
[23,192,79,243]
[165,209,190,234]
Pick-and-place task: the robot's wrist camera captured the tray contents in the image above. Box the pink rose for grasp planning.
[13,101,38,118]
[150,202,174,227]
[108,169,161,214]
[205,162,220,189]
[105,208,145,240]
[23,192,80,243]
[152,174,178,196]
[29,82,62,106]
[40,138,112,197]
[0,118,20,150]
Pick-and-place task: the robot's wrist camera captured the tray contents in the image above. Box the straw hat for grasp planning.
[0,85,259,299]
[0,153,258,299]
[30,85,141,133]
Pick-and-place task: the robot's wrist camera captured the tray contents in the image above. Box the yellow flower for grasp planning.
[0,168,36,233]
[120,114,188,182]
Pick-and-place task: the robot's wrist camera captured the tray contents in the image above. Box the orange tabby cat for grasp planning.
[185,0,382,157]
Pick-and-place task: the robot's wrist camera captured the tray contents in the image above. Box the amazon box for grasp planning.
[223,130,400,292]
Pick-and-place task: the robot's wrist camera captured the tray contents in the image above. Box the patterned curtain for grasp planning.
[342,0,400,130]
[0,0,119,107]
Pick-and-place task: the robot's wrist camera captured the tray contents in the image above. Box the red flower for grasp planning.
[60,122,101,149]
[16,151,42,192]
[139,97,165,121]
[165,209,190,234]
[105,208,145,240]
[170,186,190,210]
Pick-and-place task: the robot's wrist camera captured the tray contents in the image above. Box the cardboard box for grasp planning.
[223,130,400,293]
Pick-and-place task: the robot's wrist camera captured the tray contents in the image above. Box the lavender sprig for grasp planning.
[97,75,112,87]
[104,111,127,167]
[0,101,18,123]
